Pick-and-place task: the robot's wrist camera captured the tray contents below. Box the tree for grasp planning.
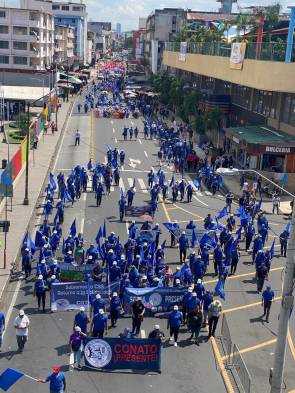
[204,108,222,132]
[265,3,281,42]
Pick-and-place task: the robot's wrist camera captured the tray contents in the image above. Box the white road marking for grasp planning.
[125,221,129,234]
[141,329,146,338]
[110,120,113,125]
[112,128,115,133]
[269,222,280,226]
[83,193,87,201]
[104,156,107,164]
[110,186,114,192]
[131,121,134,126]
[196,191,203,197]
[115,137,118,143]
[144,151,148,158]
[69,352,74,371]
[121,165,124,171]
[119,178,125,192]
[139,139,142,145]
[80,218,85,233]
[205,191,212,196]
[138,178,148,193]
[2,279,22,340]
[217,194,224,198]
[127,178,135,188]
[193,195,208,207]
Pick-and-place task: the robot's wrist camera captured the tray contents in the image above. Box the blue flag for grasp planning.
[169,176,174,187]
[192,179,200,188]
[1,168,13,185]
[62,238,66,254]
[215,207,227,221]
[111,158,118,168]
[236,206,245,218]
[49,173,57,191]
[281,173,287,186]
[191,229,197,248]
[95,227,102,245]
[285,222,291,234]
[217,175,223,187]
[0,368,24,391]
[270,238,275,259]
[256,198,262,211]
[70,219,76,238]
[200,233,216,249]
[132,178,136,188]
[215,278,225,300]
[103,220,107,238]
[23,232,36,255]
[119,187,124,198]
[34,230,43,248]
[64,189,73,203]
[53,209,59,226]
[161,240,166,250]
[163,222,177,232]
[87,160,93,170]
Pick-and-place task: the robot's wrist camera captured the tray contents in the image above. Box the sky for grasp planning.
[8,0,292,31]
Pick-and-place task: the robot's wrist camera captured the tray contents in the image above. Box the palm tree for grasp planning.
[235,14,251,42]
[265,3,281,43]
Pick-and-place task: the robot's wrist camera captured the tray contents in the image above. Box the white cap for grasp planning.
[197,279,202,284]
[19,310,25,316]
[182,231,186,235]
[192,292,197,297]
[113,292,118,297]
[175,279,180,284]
[121,255,125,260]
[38,274,43,279]
[75,326,81,332]
[154,324,160,330]
[44,244,49,248]
[51,275,56,280]
[95,293,101,299]
[176,266,180,271]
[25,247,30,252]
[113,261,117,265]
[41,259,46,264]
[173,305,179,311]
[68,250,72,255]
[88,255,93,260]
[188,287,193,293]
[109,249,114,254]
[80,306,85,312]
[99,309,104,314]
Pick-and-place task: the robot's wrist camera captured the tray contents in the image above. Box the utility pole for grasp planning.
[23,102,30,205]
[270,207,295,392]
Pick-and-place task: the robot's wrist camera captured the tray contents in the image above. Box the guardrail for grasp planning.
[164,41,295,63]
[221,314,233,366]
[232,344,253,393]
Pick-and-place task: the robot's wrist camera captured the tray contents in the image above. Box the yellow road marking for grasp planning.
[287,327,295,361]
[223,297,281,314]
[221,338,277,361]
[171,203,203,219]
[176,219,203,224]
[203,266,284,285]
[90,110,94,161]
[160,196,171,222]
[166,207,179,211]
[211,337,235,393]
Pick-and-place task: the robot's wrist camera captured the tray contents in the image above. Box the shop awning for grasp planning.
[2,85,50,101]
[225,125,295,154]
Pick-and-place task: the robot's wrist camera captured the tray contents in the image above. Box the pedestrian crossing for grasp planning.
[87,176,224,199]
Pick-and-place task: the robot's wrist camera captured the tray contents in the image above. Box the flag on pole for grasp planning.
[132,178,136,188]
[53,209,59,226]
[70,219,76,238]
[49,173,57,191]
[161,239,166,250]
[23,232,36,255]
[103,220,107,238]
[215,278,225,300]
[285,222,291,234]
[256,197,262,211]
[191,229,197,248]
[64,189,73,203]
[270,238,275,259]
[34,230,43,248]
[192,179,200,189]
[0,368,24,391]
[215,207,227,221]
[169,176,174,187]
[281,173,287,187]
[95,227,102,245]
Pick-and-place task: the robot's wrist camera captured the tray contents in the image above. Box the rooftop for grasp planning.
[226,125,295,145]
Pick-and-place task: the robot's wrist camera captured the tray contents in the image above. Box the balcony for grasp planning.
[163,41,295,93]
[29,19,41,28]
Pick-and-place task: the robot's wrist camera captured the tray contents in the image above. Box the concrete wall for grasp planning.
[163,51,295,93]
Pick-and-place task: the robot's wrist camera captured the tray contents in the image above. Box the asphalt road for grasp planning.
[1,97,295,393]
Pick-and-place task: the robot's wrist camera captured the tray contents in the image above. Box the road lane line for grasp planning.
[125,221,129,234]
[172,203,203,219]
[131,121,134,126]
[104,156,107,164]
[144,150,148,157]
[287,327,295,361]
[138,178,148,193]
[69,352,74,371]
[223,296,281,314]
[127,178,134,188]
[211,338,235,393]
[115,137,118,143]
[2,279,22,340]
[89,110,94,160]
[139,139,142,145]
[193,195,208,207]
[141,329,146,338]
[113,128,115,133]
[204,266,284,285]
[83,193,87,201]
[110,120,113,125]
[221,339,277,361]
[110,186,114,192]
[80,218,85,233]
[205,191,212,196]
[159,195,171,222]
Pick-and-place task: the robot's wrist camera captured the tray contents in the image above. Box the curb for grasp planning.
[0,100,74,302]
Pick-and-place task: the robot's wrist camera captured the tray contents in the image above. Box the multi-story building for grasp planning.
[54,24,74,64]
[144,8,185,74]
[116,23,121,35]
[87,30,96,64]
[0,6,54,71]
[88,21,112,55]
[21,0,88,64]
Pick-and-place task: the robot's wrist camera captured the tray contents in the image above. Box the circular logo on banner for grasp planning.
[84,339,112,368]
[149,292,162,307]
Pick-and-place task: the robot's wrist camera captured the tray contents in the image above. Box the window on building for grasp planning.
[13,41,27,50]
[52,5,60,10]
[0,25,8,34]
[13,56,27,65]
[73,6,83,11]
[288,96,295,126]
[72,19,76,23]
[0,40,8,49]
[0,55,9,63]
[13,26,27,35]
[0,11,6,18]
[172,16,177,24]
[61,6,69,11]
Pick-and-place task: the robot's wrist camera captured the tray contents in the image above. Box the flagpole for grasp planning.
[24,374,39,382]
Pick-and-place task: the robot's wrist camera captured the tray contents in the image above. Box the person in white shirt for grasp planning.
[14,310,30,353]
[272,195,280,214]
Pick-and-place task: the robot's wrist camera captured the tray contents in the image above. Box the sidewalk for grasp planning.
[0,96,75,300]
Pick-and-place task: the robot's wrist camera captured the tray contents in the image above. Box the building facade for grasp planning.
[88,22,112,55]
[54,24,74,64]
[21,0,88,64]
[0,7,54,71]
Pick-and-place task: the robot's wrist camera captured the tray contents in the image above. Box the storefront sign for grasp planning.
[265,146,291,154]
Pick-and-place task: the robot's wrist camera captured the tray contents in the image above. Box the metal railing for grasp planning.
[165,41,295,63]
[232,344,253,393]
[221,314,233,365]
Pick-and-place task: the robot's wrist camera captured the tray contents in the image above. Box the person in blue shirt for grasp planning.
[22,248,32,279]
[167,305,183,347]
[186,220,196,230]
[109,292,121,327]
[182,287,193,323]
[119,196,126,222]
[91,309,108,338]
[39,366,66,393]
[187,292,201,313]
[186,183,193,202]
[280,229,289,257]
[252,235,263,263]
[0,310,5,351]
[262,285,275,323]
[202,290,213,326]
[90,294,106,318]
[179,231,189,263]
[34,275,47,312]
[109,261,121,282]
[245,222,255,251]
[127,187,135,207]
[96,181,104,206]
[74,307,89,334]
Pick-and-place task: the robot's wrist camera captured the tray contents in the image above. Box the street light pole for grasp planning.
[23,102,30,205]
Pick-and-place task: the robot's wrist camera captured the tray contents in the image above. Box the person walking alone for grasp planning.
[75,129,81,146]
[131,297,145,337]
[167,305,183,347]
[38,366,66,392]
[14,310,30,353]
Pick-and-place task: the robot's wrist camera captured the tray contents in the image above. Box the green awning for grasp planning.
[225,125,295,145]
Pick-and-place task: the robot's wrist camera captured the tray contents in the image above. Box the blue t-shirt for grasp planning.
[91,299,106,314]
[262,290,274,302]
[0,311,5,330]
[168,311,183,328]
[46,372,65,392]
[93,314,108,332]
[74,312,88,333]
